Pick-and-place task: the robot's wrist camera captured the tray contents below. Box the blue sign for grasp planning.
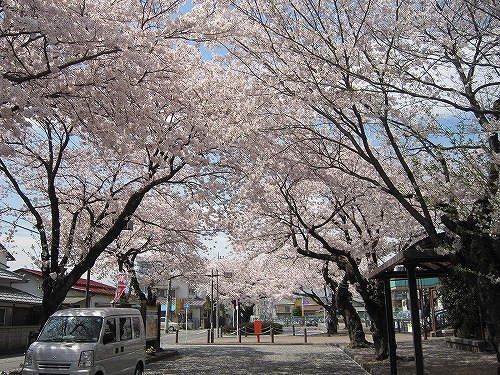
[184,303,190,309]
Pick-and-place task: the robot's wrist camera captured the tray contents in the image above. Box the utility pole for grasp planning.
[216,268,220,337]
[210,268,214,343]
[205,266,233,342]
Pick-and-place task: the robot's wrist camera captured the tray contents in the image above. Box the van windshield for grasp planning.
[38,316,103,343]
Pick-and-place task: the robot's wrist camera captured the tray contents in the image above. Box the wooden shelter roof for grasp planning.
[368,237,453,280]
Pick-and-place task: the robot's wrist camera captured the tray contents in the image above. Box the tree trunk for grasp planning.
[336,276,370,348]
[240,304,255,323]
[41,278,68,327]
[360,281,389,360]
[326,308,339,334]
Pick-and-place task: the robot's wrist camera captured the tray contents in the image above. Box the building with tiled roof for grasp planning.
[0,244,44,354]
[0,244,119,354]
[14,268,116,307]
[0,244,43,326]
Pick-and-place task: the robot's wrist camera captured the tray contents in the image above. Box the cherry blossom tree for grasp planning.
[214,0,500,362]
[97,203,210,304]
[224,145,421,358]
[209,250,325,323]
[0,0,247,325]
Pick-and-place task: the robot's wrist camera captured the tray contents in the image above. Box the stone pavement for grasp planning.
[166,329,499,375]
[147,343,369,374]
[2,329,499,374]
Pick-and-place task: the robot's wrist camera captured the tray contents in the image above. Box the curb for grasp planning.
[340,346,390,375]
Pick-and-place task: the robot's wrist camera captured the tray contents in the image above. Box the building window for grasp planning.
[0,308,5,326]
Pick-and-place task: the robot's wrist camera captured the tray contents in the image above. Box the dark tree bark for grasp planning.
[357,280,388,360]
[335,274,371,348]
[240,303,255,323]
[117,250,147,302]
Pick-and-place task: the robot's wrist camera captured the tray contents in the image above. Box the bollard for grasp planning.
[304,327,307,343]
[207,329,211,343]
[270,326,274,343]
[292,325,296,336]
[238,328,242,343]
[244,326,248,337]
[175,329,179,344]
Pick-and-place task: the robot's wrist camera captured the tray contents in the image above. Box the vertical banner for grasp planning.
[112,273,128,303]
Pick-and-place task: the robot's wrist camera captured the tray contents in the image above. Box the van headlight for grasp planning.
[24,349,34,367]
[78,350,94,368]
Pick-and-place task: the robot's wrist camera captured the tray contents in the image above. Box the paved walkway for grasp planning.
[2,329,499,374]
[162,329,499,375]
[147,344,369,375]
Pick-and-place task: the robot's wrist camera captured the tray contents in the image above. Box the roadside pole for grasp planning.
[184,303,190,344]
[236,299,240,343]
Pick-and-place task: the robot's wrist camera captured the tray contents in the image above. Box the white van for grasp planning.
[22,307,146,375]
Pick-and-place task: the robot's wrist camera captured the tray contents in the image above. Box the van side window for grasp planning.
[132,317,141,339]
[104,318,116,343]
[119,317,132,341]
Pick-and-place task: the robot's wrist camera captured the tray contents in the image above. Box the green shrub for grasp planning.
[440,270,483,339]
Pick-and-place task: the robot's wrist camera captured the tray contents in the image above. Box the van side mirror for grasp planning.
[103,332,115,344]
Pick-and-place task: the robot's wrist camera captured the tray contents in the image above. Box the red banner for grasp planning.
[112,273,128,303]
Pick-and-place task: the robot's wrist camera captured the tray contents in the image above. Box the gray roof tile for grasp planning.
[0,268,25,282]
[0,286,42,305]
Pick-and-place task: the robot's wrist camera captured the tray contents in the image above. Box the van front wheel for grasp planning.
[134,364,143,375]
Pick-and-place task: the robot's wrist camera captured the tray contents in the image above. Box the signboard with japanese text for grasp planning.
[145,306,158,341]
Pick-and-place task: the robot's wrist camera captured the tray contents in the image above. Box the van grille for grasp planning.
[39,362,71,369]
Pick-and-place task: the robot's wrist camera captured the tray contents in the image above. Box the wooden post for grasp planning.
[156,303,161,351]
[384,279,398,375]
[407,265,424,375]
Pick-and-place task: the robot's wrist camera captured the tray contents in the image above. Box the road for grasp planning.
[146,343,369,375]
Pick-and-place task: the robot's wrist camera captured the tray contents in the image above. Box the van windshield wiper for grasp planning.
[39,338,64,342]
[73,338,98,342]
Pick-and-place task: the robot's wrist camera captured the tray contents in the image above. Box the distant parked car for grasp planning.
[160,318,179,331]
[306,319,318,327]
